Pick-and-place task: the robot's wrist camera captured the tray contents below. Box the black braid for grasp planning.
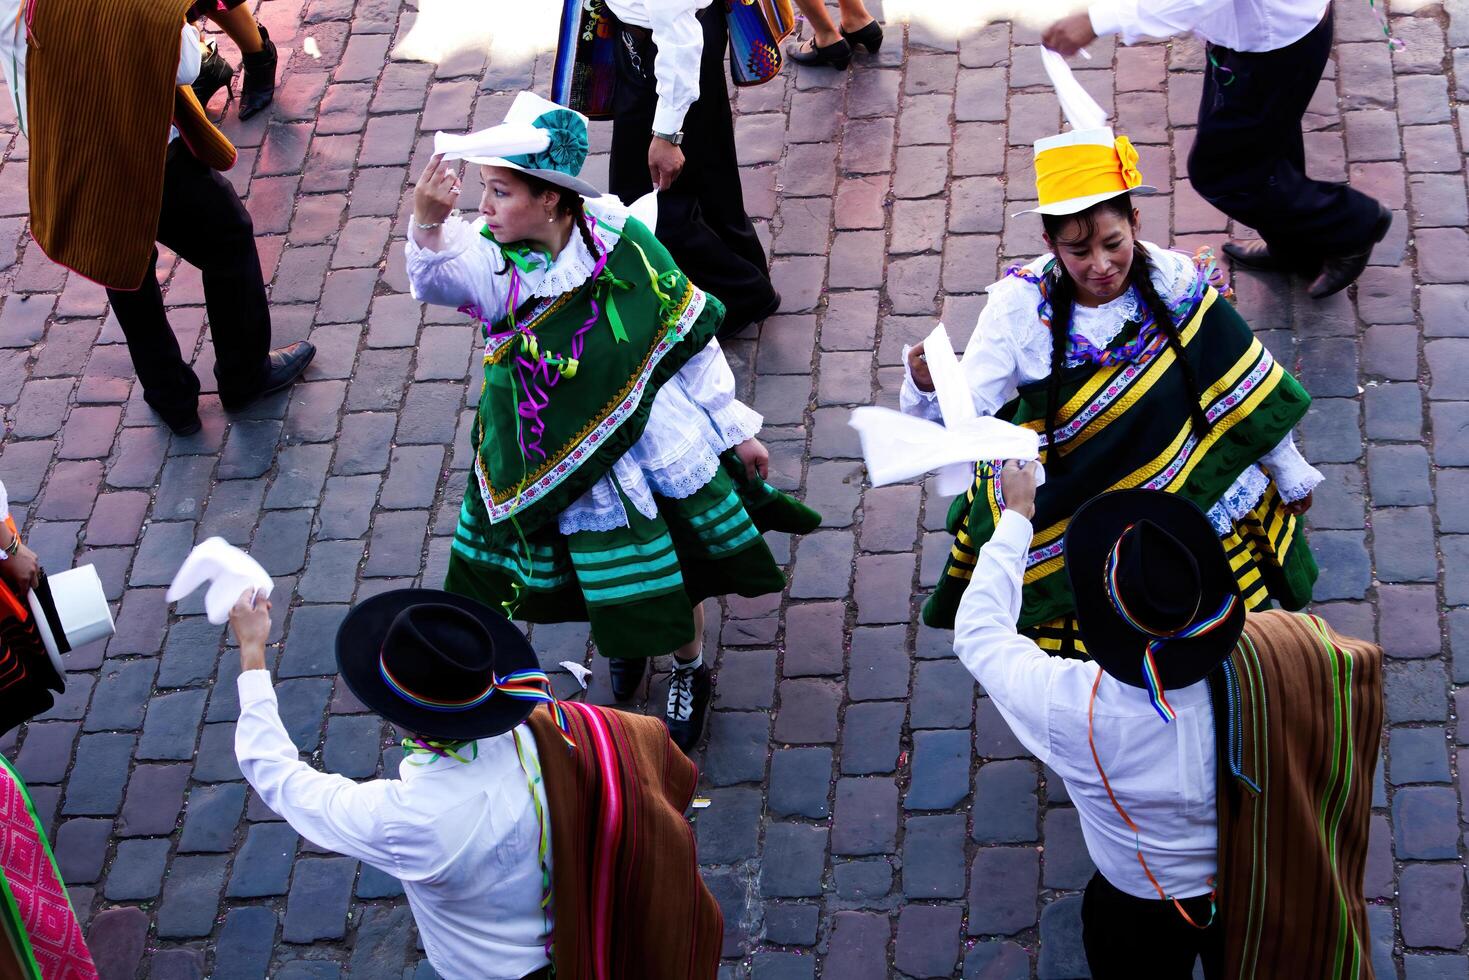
[567,193,600,258]
[1043,261,1075,469]
[1130,242,1211,437]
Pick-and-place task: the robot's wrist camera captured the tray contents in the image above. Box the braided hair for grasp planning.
[1038,195,1211,468]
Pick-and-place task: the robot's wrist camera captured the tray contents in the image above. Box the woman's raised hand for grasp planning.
[414,153,461,227]
[907,342,935,392]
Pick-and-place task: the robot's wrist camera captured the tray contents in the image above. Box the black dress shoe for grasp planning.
[1222,239,1291,271]
[784,36,852,70]
[716,290,781,340]
[608,657,647,702]
[238,25,278,121]
[162,411,203,437]
[665,660,712,755]
[221,341,316,411]
[1308,206,1393,300]
[841,19,884,54]
[191,40,235,108]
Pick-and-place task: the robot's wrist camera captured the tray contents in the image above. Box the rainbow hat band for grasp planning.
[1020,127,1158,217]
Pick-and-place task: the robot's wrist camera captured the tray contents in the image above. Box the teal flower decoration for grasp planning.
[506,109,589,177]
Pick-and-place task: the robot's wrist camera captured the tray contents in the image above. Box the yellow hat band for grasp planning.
[1034,136,1144,209]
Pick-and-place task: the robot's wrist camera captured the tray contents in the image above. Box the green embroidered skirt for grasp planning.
[446,453,820,660]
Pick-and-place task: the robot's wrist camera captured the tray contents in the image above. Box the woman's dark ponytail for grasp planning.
[1131,243,1211,437]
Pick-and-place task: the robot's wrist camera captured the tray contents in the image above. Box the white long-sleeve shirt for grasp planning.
[1088,0,1328,52]
[0,0,201,138]
[603,0,709,134]
[234,670,552,980]
[899,243,1322,528]
[954,510,1220,899]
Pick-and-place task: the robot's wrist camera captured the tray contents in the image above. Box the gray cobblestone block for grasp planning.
[968,848,1039,935]
[1441,470,1469,535]
[972,760,1040,843]
[253,508,314,576]
[35,670,91,723]
[194,722,244,783]
[63,733,134,815]
[217,420,282,480]
[763,904,818,946]
[760,824,827,898]
[1418,227,1469,283]
[138,688,206,760]
[130,521,198,587]
[1036,895,1089,978]
[1422,284,1469,337]
[751,952,815,980]
[324,714,384,778]
[35,460,102,521]
[975,698,1030,759]
[1386,661,1450,722]
[104,838,171,900]
[696,787,762,864]
[1310,530,1372,601]
[281,604,350,677]
[1366,904,1396,980]
[1365,383,1424,441]
[54,818,110,884]
[911,660,976,729]
[116,764,190,837]
[1041,808,1095,889]
[298,544,364,602]
[107,588,168,658]
[1366,814,1394,899]
[266,444,334,510]
[902,813,966,898]
[1410,173,1469,228]
[1432,404,1469,469]
[769,748,833,818]
[0,442,55,504]
[318,475,381,540]
[228,822,299,897]
[23,523,80,584]
[858,486,921,553]
[804,460,863,527]
[276,678,333,752]
[1393,785,1461,860]
[283,856,357,942]
[381,445,446,509]
[179,782,247,852]
[703,867,754,958]
[895,905,962,979]
[774,679,841,743]
[214,906,278,980]
[713,648,776,710]
[963,940,1031,979]
[848,626,910,701]
[157,618,224,688]
[906,729,971,810]
[1376,585,1440,658]
[824,911,890,980]
[703,711,770,786]
[853,553,915,624]
[1428,340,1469,402]
[1403,954,1469,980]
[283,380,347,443]
[85,907,149,979]
[365,510,430,577]
[397,384,464,444]
[1390,726,1452,784]
[840,701,905,775]
[15,722,77,784]
[147,949,205,980]
[782,602,845,677]
[1399,863,1466,948]
[156,854,229,937]
[333,413,397,476]
[1372,507,1438,583]
[832,777,898,855]
[1304,465,1364,531]
[1299,398,1362,463]
[200,480,268,544]
[356,862,404,898]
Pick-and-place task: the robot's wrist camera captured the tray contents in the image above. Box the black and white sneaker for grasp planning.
[665,661,711,754]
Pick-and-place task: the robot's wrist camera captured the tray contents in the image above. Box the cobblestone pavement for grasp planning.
[0,0,1464,975]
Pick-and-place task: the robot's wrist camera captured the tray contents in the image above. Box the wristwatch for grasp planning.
[652,129,684,146]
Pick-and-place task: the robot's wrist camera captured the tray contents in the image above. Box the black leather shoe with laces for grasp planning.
[608,657,647,702]
[665,661,711,754]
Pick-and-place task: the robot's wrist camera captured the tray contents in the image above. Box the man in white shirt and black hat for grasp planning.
[602,0,780,338]
[1042,0,1392,300]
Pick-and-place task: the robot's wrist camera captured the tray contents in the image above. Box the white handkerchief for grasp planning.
[434,124,549,163]
[166,537,275,626]
[1042,47,1108,131]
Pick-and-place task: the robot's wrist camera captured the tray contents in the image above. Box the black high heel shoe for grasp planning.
[191,39,235,109]
[784,35,852,70]
[238,24,278,121]
[841,19,884,54]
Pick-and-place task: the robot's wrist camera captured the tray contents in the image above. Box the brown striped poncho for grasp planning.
[1215,611,1383,979]
[527,702,722,980]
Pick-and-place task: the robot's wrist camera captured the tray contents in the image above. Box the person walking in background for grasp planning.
[783,0,883,70]
[0,0,314,436]
[604,0,781,339]
[188,0,280,119]
[227,586,723,980]
[1041,0,1392,299]
[956,471,1381,979]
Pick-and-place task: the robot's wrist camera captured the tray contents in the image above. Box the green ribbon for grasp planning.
[592,268,634,344]
[401,738,479,766]
[481,226,551,275]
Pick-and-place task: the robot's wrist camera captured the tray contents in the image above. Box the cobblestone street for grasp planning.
[0,0,1464,975]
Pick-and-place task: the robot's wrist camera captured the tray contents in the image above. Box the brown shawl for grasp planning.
[527,702,722,980]
[25,0,236,290]
[1215,610,1382,979]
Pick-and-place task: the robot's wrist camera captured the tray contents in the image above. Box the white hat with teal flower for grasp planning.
[433,91,599,198]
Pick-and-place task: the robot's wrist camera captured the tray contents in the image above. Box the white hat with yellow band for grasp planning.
[1019,126,1158,217]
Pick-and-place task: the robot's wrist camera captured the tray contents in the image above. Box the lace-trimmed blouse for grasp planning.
[900,242,1321,531]
[406,197,762,535]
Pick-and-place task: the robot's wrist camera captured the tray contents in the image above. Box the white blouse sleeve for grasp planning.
[0,479,9,523]
[1258,432,1323,502]
[674,338,763,450]
[405,215,512,315]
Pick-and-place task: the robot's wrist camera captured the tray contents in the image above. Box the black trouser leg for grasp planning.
[106,245,202,426]
[154,145,271,403]
[608,10,776,331]
[1187,9,1382,267]
[1081,872,1224,980]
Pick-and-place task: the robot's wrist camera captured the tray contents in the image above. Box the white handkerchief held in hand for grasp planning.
[433,123,549,164]
[1041,47,1107,132]
[166,537,274,626]
[850,322,1045,496]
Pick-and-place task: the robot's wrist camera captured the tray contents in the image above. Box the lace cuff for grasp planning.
[898,344,943,422]
[706,399,763,451]
[1258,433,1323,503]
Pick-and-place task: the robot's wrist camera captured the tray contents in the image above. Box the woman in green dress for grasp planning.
[406,92,817,752]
